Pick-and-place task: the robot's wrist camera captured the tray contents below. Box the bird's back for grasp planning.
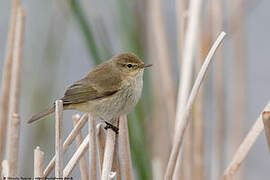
[61,60,123,105]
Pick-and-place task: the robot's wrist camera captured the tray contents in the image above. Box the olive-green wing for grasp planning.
[61,79,117,105]
[61,62,122,105]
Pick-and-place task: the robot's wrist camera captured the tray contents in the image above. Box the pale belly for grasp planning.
[70,74,143,122]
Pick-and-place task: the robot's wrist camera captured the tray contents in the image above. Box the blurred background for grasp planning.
[0,0,270,179]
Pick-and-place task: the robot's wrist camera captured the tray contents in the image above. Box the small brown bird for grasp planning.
[28,53,152,133]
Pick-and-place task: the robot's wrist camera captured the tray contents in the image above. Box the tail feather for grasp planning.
[28,106,55,124]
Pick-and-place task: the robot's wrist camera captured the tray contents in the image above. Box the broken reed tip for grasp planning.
[34,146,44,154]
[262,110,270,153]
[12,113,19,118]
[263,111,270,116]
[96,123,103,130]
[72,114,81,120]
[109,171,117,178]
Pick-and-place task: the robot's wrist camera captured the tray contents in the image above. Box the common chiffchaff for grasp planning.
[28,53,152,133]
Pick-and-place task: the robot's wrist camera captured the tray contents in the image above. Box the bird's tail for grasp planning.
[27,106,55,124]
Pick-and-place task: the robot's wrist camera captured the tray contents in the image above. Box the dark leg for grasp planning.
[104,121,119,134]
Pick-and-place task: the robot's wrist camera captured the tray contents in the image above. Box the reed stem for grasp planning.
[34,146,44,178]
[89,114,98,179]
[119,115,133,180]
[101,119,119,180]
[72,114,89,180]
[44,114,88,176]
[165,32,226,179]
[55,100,63,178]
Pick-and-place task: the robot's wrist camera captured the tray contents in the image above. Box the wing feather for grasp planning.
[61,61,122,105]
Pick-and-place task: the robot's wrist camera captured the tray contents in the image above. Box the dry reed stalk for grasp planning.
[1,160,9,178]
[119,115,133,180]
[147,0,173,174]
[175,13,188,170]
[34,146,44,178]
[175,122,193,180]
[97,124,106,175]
[148,0,175,136]
[6,7,25,177]
[7,113,21,177]
[194,19,213,180]
[229,0,247,147]
[112,134,121,180]
[222,101,270,180]
[44,114,88,176]
[101,119,119,180]
[97,124,106,173]
[165,32,226,180]
[211,0,225,179]
[109,172,117,180]
[262,111,270,152]
[0,1,21,172]
[88,114,98,179]
[177,26,204,177]
[55,100,63,178]
[191,29,208,180]
[174,32,226,179]
[72,114,88,180]
[229,1,246,179]
[192,86,204,180]
[149,81,170,177]
[176,0,187,61]
[174,0,202,174]
[7,7,25,123]
[63,134,89,177]
[174,0,203,138]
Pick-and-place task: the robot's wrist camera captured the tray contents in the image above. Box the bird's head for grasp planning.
[112,52,152,77]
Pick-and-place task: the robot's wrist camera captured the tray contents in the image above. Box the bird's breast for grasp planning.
[75,72,143,121]
[119,71,143,114]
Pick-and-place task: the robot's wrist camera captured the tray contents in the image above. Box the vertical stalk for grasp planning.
[112,133,121,180]
[211,0,225,179]
[72,115,89,180]
[171,0,203,178]
[0,1,21,171]
[7,114,21,177]
[6,7,25,177]
[147,0,174,175]
[119,115,133,180]
[34,146,44,178]
[176,0,187,64]
[101,119,119,180]
[1,160,9,178]
[229,0,246,179]
[97,123,106,173]
[174,0,203,137]
[55,100,63,178]
[148,0,176,137]
[193,86,204,180]
[192,27,208,180]
[89,114,98,179]
[165,32,226,180]
[44,114,88,177]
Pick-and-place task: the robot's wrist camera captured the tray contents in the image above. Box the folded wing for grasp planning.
[61,61,122,105]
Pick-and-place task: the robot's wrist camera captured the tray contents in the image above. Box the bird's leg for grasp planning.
[104,121,119,134]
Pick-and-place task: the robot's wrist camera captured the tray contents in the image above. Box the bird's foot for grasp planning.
[104,121,119,134]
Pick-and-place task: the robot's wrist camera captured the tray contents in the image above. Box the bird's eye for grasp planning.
[127,64,133,68]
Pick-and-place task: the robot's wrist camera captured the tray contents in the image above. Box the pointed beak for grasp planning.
[139,64,153,69]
